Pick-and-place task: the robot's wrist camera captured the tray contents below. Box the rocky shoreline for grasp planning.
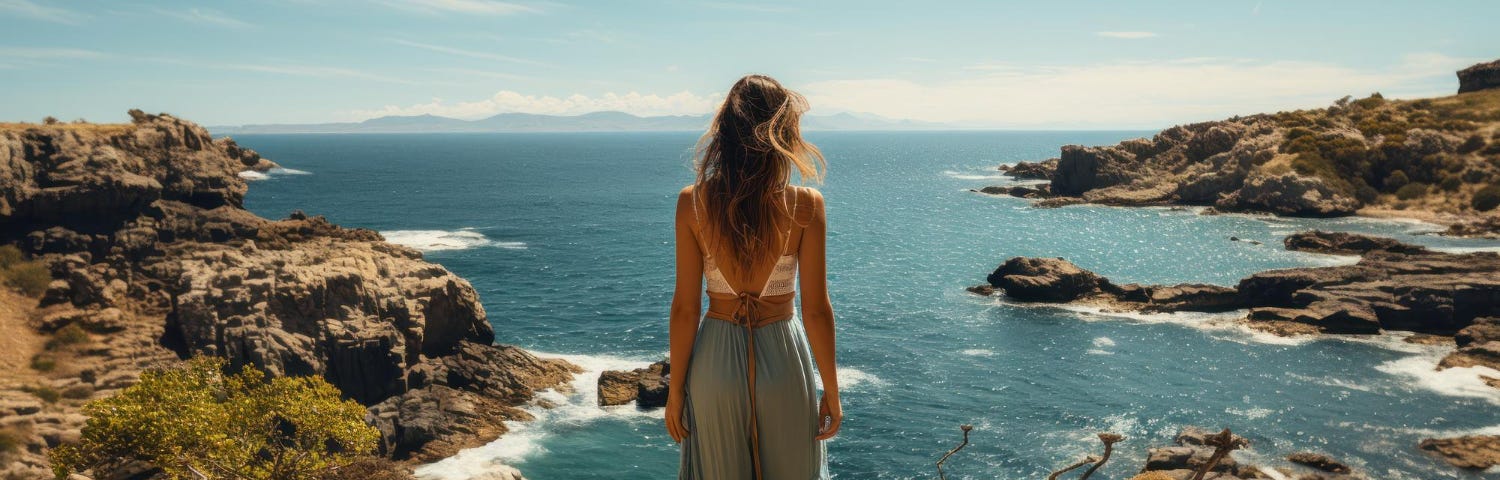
[968,230,1500,471]
[0,112,577,478]
[977,59,1500,238]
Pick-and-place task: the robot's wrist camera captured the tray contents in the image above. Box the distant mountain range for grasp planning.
[209,111,950,134]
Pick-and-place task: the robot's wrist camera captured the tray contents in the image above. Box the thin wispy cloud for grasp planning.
[392,39,545,66]
[0,46,104,59]
[802,54,1471,128]
[700,2,799,13]
[0,0,83,25]
[155,8,254,29]
[428,67,530,81]
[1096,31,1158,39]
[382,0,538,15]
[344,90,720,120]
[223,63,420,85]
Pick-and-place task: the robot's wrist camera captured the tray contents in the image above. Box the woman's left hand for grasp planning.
[816,391,842,440]
[665,387,689,443]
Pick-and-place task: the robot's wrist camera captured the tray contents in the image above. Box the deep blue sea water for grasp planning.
[236,131,1500,480]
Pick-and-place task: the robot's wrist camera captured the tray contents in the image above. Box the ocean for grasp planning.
[236,131,1500,479]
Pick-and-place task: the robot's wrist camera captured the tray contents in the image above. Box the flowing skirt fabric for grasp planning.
[678,314,829,480]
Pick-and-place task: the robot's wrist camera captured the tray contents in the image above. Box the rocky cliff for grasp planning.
[0,112,576,478]
[982,59,1500,236]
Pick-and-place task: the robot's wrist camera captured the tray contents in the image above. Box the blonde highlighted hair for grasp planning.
[694,74,826,272]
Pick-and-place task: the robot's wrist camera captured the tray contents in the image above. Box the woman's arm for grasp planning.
[665,186,704,442]
[798,188,841,440]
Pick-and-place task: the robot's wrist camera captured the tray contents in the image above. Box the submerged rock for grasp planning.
[1419,435,1500,470]
[598,359,670,408]
[985,257,1102,302]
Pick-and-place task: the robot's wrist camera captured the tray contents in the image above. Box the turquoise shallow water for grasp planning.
[237,131,1500,479]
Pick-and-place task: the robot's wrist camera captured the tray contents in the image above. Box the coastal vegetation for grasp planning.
[48,357,380,480]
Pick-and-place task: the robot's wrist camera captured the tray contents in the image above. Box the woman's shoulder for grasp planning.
[790,185,822,226]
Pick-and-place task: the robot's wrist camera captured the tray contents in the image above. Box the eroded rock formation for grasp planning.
[0,112,575,477]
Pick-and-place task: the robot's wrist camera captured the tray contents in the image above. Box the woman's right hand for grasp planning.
[665,387,689,443]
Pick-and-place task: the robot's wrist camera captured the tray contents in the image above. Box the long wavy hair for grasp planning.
[694,74,826,274]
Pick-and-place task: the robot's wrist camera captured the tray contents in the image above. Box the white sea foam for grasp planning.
[415,351,662,480]
[1375,354,1500,406]
[1431,245,1500,253]
[959,348,995,357]
[381,228,526,252]
[1091,337,1116,348]
[819,366,886,391]
[1014,301,1313,347]
[942,169,1013,181]
[240,167,312,181]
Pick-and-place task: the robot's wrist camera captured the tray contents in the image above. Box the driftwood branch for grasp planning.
[1078,433,1123,480]
[1191,428,1248,480]
[936,424,972,480]
[1046,455,1099,480]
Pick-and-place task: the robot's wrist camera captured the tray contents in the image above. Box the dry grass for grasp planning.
[0,122,133,135]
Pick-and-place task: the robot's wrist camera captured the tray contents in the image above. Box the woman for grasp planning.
[666,74,841,480]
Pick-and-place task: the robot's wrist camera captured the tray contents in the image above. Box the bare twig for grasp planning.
[1079,433,1123,480]
[1191,428,1248,480]
[936,424,973,480]
[1046,455,1099,480]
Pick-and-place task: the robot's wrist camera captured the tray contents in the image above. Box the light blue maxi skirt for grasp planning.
[678,313,830,480]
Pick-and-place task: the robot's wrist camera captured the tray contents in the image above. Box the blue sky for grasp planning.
[2,0,1498,128]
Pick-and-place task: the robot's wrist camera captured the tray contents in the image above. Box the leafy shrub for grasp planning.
[42,116,59,125]
[1352,92,1386,110]
[1474,185,1500,212]
[30,354,56,372]
[60,385,93,400]
[24,385,60,403]
[1384,170,1410,191]
[1395,182,1429,200]
[44,324,90,351]
[3,261,52,297]
[1483,142,1500,155]
[0,245,20,268]
[1439,176,1463,192]
[1458,134,1487,154]
[1354,181,1380,204]
[49,357,380,480]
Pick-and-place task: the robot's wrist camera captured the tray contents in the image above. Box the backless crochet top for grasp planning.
[687,184,815,480]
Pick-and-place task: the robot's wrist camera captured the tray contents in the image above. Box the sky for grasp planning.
[2,0,1498,129]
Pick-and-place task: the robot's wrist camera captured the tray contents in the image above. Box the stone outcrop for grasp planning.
[972,232,1500,390]
[0,112,575,477]
[987,68,1500,234]
[1458,59,1500,94]
[1419,435,1500,470]
[597,359,669,408]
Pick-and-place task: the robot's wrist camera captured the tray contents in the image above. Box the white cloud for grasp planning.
[0,46,103,59]
[392,39,544,65]
[382,0,537,15]
[155,8,253,28]
[223,63,420,85]
[799,54,1473,128]
[0,0,82,25]
[1096,31,1158,39]
[343,90,721,120]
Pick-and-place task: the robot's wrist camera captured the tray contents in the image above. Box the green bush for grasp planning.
[3,261,52,297]
[0,245,21,268]
[49,357,380,480]
[1440,176,1463,192]
[1474,185,1500,212]
[1395,182,1429,200]
[45,324,90,351]
[60,385,93,400]
[24,385,60,404]
[1385,170,1410,191]
[30,354,56,372]
[1458,134,1487,154]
